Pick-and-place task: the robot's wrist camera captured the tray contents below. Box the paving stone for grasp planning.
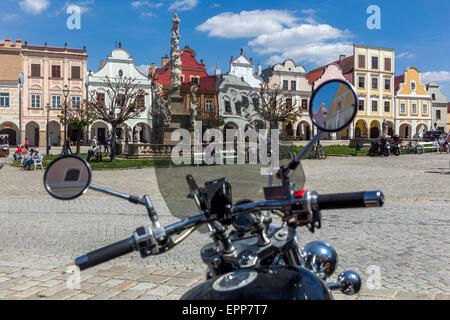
[46,289,78,300]
[12,286,47,298]
[131,282,158,291]
[144,285,177,297]
[91,291,119,300]
[8,280,41,291]
[110,281,138,292]
[67,293,95,300]
[137,274,171,284]
[394,291,434,300]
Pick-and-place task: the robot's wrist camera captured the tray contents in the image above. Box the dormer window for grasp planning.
[410,81,416,92]
[118,69,123,78]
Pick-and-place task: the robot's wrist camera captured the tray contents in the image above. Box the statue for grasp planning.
[134,125,142,143]
[169,13,182,96]
[153,83,172,127]
[382,119,388,136]
[190,84,199,124]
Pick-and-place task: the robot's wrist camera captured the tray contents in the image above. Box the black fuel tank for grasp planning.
[181,266,333,300]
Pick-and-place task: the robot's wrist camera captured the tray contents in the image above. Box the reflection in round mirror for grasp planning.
[43,155,92,200]
[309,79,358,132]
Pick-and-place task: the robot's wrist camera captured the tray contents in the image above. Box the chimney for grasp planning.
[100,60,105,69]
[339,54,346,61]
[4,38,11,47]
[15,39,22,48]
[257,64,262,76]
[161,56,169,67]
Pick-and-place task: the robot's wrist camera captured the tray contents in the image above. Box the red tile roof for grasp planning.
[153,46,216,93]
[305,55,354,85]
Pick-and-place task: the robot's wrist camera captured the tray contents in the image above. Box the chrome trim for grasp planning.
[364,190,384,207]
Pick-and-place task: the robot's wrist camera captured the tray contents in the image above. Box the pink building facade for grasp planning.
[22,43,87,148]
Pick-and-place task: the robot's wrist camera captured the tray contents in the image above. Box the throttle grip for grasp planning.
[75,237,135,271]
[317,191,384,210]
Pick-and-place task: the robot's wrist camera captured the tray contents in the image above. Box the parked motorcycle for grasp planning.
[43,80,384,300]
[368,137,390,156]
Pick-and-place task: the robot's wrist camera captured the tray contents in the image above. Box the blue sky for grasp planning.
[1,0,450,97]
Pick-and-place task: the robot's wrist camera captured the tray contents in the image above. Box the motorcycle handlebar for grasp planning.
[75,237,135,271]
[317,191,384,210]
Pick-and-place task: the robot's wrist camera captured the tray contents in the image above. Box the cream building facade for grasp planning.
[353,45,395,138]
[394,67,432,138]
[0,39,22,146]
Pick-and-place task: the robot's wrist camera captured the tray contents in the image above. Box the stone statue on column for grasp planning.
[190,84,199,125]
[170,13,182,96]
[134,125,142,143]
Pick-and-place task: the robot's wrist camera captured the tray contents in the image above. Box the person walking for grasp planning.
[64,139,73,154]
[25,137,30,150]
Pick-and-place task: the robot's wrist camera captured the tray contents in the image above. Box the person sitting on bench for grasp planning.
[86,143,102,162]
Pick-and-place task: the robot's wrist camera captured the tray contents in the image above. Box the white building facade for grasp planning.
[87,47,152,144]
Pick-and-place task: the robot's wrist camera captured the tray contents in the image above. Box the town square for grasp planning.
[0,0,449,303]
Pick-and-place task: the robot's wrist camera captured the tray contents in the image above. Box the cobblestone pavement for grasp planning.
[0,153,449,300]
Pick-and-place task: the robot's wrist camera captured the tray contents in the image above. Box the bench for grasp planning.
[418,141,438,151]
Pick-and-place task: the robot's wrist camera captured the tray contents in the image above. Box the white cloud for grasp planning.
[19,0,50,15]
[422,71,450,83]
[397,51,414,59]
[141,12,156,17]
[249,24,351,55]
[196,10,299,38]
[1,13,20,22]
[197,9,353,68]
[131,1,163,8]
[169,0,199,11]
[266,42,353,66]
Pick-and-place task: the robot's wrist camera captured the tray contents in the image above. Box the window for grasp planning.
[432,94,436,100]
[358,76,365,88]
[225,100,232,113]
[71,66,81,79]
[116,94,126,106]
[422,103,428,115]
[358,99,364,111]
[291,81,296,91]
[358,55,365,68]
[206,100,214,112]
[400,103,406,114]
[372,78,378,90]
[412,103,417,114]
[371,100,377,112]
[301,99,308,111]
[190,76,199,85]
[410,82,416,91]
[118,69,123,78]
[97,93,105,105]
[242,96,249,107]
[0,93,10,107]
[384,101,390,113]
[283,80,288,90]
[71,96,81,109]
[30,94,41,108]
[136,95,145,107]
[252,98,259,111]
[51,65,61,78]
[436,110,441,120]
[371,56,378,69]
[384,58,391,71]
[285,98,292,108]
[385,79,391,90]
[31,64,41,77]
[51,95,61,109]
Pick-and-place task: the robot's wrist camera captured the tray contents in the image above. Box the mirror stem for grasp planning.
[282,130,323,178]
[89,184,142,204]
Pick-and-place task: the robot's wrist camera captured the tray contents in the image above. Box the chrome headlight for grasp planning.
[301,240,338,280]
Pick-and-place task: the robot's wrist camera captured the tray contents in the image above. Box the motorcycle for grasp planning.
[42,79,384,300]
[390,142,401,156]
[368,137,390,156]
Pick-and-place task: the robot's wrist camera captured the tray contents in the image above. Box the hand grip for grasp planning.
[317,191,384,210]
[75,237,135,271]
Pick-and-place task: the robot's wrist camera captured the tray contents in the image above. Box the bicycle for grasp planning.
[309,142,327,160]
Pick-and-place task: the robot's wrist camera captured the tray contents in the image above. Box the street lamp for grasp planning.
[46,103,50,156]
[63,85,70,154]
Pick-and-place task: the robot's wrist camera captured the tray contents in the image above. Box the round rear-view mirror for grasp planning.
[309,79,358,132]
[43,155,92,200]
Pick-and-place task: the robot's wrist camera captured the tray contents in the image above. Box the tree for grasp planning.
[196,106,225,134]
[86,76,147,161]
[58,102,94,155]
[248,80,303,136]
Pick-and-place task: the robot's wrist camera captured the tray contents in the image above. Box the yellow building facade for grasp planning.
[394,67,432,138]
[353,45,395,138]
